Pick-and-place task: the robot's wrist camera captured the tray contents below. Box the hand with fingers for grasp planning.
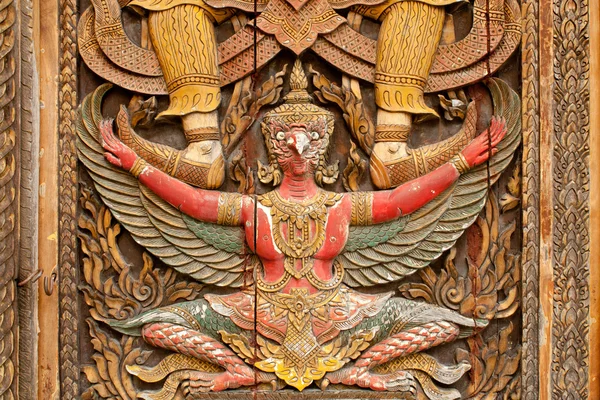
[99,119,139,171]
[461,116,507,168]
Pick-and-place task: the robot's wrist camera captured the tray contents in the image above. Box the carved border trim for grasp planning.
[520,0,540,396]
[57,0,80,396]
[551,0,590,395]
[18,0,40,396]
[0,0,18,395]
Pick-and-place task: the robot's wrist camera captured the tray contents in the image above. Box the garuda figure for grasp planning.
[77,62,521,399]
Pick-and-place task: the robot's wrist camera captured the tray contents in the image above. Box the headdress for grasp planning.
[258,60,339,186]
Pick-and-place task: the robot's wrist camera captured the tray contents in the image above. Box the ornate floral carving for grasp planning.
[399,191,521,321]
[551,0,590,393]
[78,185,206,398]
[399,190,521,399]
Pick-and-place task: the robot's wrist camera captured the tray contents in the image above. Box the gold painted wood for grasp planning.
[590,0,600,397]
[14,0,597,397]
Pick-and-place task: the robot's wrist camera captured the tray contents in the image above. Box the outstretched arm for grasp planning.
[100,119,245,225]
[370,117,506,224]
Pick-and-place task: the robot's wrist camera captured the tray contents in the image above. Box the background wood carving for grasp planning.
[58,0,80,396]
[552,0,590,395]
[42,0,594,396]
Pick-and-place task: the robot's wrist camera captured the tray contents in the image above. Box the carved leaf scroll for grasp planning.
[342,141,367,192]
[458,323,521,399]
[221,66,287,156]
[78,185,204,323]
[309,66,375,155]
[229,150,256,194]
[82,320,150,400]
[78,185,206,399]
[500,164,521,213]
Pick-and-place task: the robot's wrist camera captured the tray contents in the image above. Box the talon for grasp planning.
[184,370,254,393]
[325,367,416,393]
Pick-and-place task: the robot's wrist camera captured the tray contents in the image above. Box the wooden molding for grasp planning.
[588,0,599,396]
[14,0,595,397]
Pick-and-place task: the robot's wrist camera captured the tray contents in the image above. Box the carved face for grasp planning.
[268,120,328,177]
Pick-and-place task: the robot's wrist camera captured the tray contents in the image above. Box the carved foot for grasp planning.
[115,107,225,189]
[324,367,417,393]
[182,370,277,394]
[370,102,478,188]
[181,370,254,393]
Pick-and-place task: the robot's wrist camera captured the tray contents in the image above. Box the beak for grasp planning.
[290,133,310,155]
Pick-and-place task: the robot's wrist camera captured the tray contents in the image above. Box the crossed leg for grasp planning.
[325,321,460,391]
[112,298,276,392]
[322,296,485,392]
[141,322,275,392]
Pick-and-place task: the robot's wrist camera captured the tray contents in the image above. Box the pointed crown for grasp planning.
[263,60,334,132]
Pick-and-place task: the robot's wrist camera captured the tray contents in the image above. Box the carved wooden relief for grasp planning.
[35,0,593,394]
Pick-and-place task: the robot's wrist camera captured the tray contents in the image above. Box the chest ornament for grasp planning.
[258,189,343,259]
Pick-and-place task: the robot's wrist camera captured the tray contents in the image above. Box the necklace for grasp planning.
[259,189,342,259]
[257,189,344,291]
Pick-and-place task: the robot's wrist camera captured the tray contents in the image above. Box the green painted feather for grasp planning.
[344,217,408,252]
[183,214,245,254]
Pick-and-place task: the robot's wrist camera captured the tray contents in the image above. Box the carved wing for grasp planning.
[76,84,249,287]
[341,78,521,287]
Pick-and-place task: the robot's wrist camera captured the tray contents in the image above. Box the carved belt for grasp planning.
[256,258,344,292]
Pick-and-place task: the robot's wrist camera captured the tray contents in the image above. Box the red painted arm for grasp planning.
[371,163,459,223]
[137,167,223,223]
[371,116,507,224]
[99,119,242,225]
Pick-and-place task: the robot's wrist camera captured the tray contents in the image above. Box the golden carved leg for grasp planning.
[370,2,445,189]
[146,5,224,178]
